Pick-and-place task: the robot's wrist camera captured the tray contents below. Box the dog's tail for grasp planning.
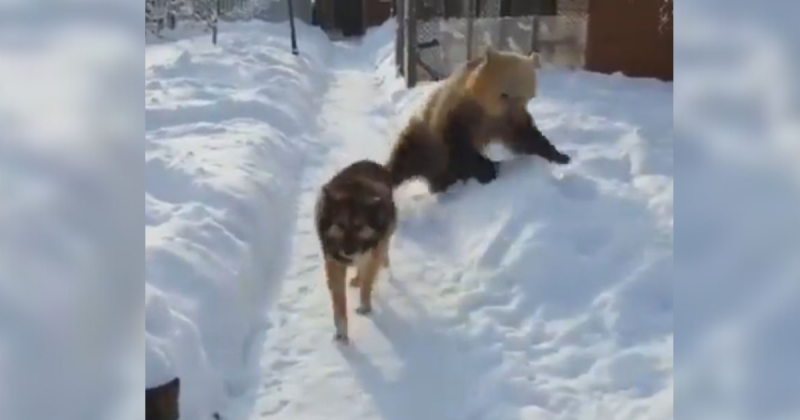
[385,118,447,189]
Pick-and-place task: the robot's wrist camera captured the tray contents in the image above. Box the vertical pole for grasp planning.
[498,0,510,50]
[396,0,405,75]
[465,0,475,60]
[404,0,417,87]
[287,0,299,54]
[530,14,540,53]
[212,0,221,44]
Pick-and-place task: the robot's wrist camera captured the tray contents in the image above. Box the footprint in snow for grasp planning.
[551,173,599,201]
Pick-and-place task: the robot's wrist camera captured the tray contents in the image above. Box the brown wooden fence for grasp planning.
[585,0,673,81]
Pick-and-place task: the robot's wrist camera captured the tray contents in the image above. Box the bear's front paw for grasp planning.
[475,160,498,184]
[552,152,571,165]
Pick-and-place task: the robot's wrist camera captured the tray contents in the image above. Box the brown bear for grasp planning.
[386,48,571,193]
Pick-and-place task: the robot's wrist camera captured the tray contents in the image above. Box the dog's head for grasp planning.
[316,180,392,264]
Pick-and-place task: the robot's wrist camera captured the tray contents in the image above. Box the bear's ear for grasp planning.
[529,51,541,68]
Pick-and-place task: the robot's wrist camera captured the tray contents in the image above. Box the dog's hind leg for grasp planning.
[382,228,395,268]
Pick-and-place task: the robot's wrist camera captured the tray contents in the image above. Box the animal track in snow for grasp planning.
[551,173,599,201]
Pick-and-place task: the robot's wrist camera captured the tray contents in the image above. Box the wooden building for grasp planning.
[585,0,673,81]
[314,0,393,37]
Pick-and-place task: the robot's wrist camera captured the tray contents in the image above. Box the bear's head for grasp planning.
[465,48,540,117]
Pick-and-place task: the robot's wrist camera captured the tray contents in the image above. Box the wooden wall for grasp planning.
[585,0,673,81]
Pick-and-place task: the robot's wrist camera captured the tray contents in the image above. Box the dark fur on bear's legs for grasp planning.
[428,147,497,193]
[387,118,450,190]
[457,146,498,184]
[443,100,500,186]
[429,169,458,193]
[505,110,571,165]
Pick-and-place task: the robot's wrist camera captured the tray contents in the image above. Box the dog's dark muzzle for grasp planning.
[332,253,354,265]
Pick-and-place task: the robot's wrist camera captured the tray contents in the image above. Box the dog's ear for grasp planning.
[322,184,345,202]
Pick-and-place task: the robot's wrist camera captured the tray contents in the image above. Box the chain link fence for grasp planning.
[397,0,588,87]
[146,0,312,38]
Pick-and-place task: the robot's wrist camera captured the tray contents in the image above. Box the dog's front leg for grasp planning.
[325,258,349,343]
[355,245,386,316]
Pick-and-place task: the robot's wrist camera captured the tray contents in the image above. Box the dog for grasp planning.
[315,160,397,343]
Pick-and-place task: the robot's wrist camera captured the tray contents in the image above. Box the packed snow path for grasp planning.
[238,40,443,419]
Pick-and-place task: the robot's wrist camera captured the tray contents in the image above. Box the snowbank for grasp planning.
[145,20,332,418]
[0,3,142,420]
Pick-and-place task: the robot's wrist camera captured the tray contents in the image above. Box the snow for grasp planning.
[675,1,800,419]
[145,21,331,419]
[0,2,142,420]
[146,19,674,420]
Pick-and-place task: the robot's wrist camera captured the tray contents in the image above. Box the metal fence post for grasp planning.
[403,0,417,87]
[212,0,221,44]
[287,0,299,55]
[465,0,475,60]
[530,14,540,53]
[396,0,405,76]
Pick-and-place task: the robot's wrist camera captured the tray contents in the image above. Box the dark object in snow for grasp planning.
[287,0,299,54]
[146,377,180,420]
[212,0,221,45]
